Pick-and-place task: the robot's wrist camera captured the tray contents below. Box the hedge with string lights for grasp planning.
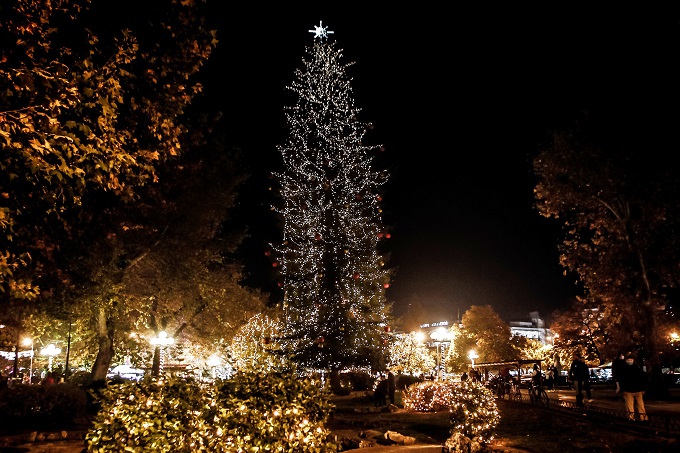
[86,372,339,452]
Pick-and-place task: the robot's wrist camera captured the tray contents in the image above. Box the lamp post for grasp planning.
[206,354,221,381]
[468,349,479,369]
[150,331,174,377]
[22,338,34,383]
[40,344,61,372]
[430,327,452,380]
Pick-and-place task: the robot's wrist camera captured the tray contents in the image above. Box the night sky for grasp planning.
[196,3,680,323]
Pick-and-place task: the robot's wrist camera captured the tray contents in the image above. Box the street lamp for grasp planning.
[40,344,61,372]
[22,338,34,383]
[150,331,174,376]
[468,349,479,369]
[430,327,453,380]
[206,354,221,380]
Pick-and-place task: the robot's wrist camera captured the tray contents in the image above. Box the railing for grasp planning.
[498,392,680,436]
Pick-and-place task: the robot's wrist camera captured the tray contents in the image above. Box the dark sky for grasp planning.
[197,4,680,323]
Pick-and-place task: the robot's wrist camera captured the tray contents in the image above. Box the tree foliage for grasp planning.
[387,331,435,376]
[0,0,215,301]
[449,305,517,370]
[533,114,680,383]
[1,0,228,380]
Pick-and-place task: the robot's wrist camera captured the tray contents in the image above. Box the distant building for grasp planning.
[509,311,555,346]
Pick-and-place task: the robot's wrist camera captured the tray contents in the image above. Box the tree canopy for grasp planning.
[533,112,680,391]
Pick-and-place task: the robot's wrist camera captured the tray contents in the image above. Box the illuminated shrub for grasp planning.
[86,373,339,452]
[402,380,500,453]
[216,371,339,452]
[402,379,457,412]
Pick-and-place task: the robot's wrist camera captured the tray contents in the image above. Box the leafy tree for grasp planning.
[447,305,516,372]
[533,115,680,394]
[119,149,266,376]
[1,0,218,381]
[271,24,392,388]
[75,141,265,381]
[550,295,635,366]
[229,312,288,373]
[517,338,554,364]
[387,331,435,376]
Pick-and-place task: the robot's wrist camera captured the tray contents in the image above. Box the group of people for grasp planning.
[460,368,481,382]
[569,351,648,421]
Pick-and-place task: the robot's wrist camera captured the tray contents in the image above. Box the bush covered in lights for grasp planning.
[215,371,339,451]
[86,373,339,452]
[402,380,500,453]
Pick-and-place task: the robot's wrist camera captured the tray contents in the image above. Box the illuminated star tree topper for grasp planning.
[308,20,334,40]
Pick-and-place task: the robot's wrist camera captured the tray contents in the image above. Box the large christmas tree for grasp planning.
[271,22,392,380]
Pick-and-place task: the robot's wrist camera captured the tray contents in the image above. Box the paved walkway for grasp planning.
[551,386,680,416]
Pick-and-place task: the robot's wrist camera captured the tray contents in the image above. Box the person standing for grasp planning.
[374,377,388,407]
[530,363,542,388]
[612,353,626,393]
[569,353,592,406]
[619,354,648,421]
[545,366,555,391]
[387,370,396,405]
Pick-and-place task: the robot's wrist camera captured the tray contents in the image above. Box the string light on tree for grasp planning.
[271,22,392,381]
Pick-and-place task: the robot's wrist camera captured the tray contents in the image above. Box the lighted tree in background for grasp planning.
[388,332,435,376]
[271,23,391,387]
[446,305,517,372]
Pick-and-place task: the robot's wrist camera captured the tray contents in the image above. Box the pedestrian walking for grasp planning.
[619,354,648,421]
[568,353,592,406]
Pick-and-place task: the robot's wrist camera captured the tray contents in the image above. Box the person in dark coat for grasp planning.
[612,353,626,393]
[374,377,388,406]
[387,371,396,404]
[619,354,648,421]
[568,353,591,406]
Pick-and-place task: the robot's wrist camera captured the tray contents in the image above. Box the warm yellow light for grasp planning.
[207,355,221,367]
[40,344,61,356]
